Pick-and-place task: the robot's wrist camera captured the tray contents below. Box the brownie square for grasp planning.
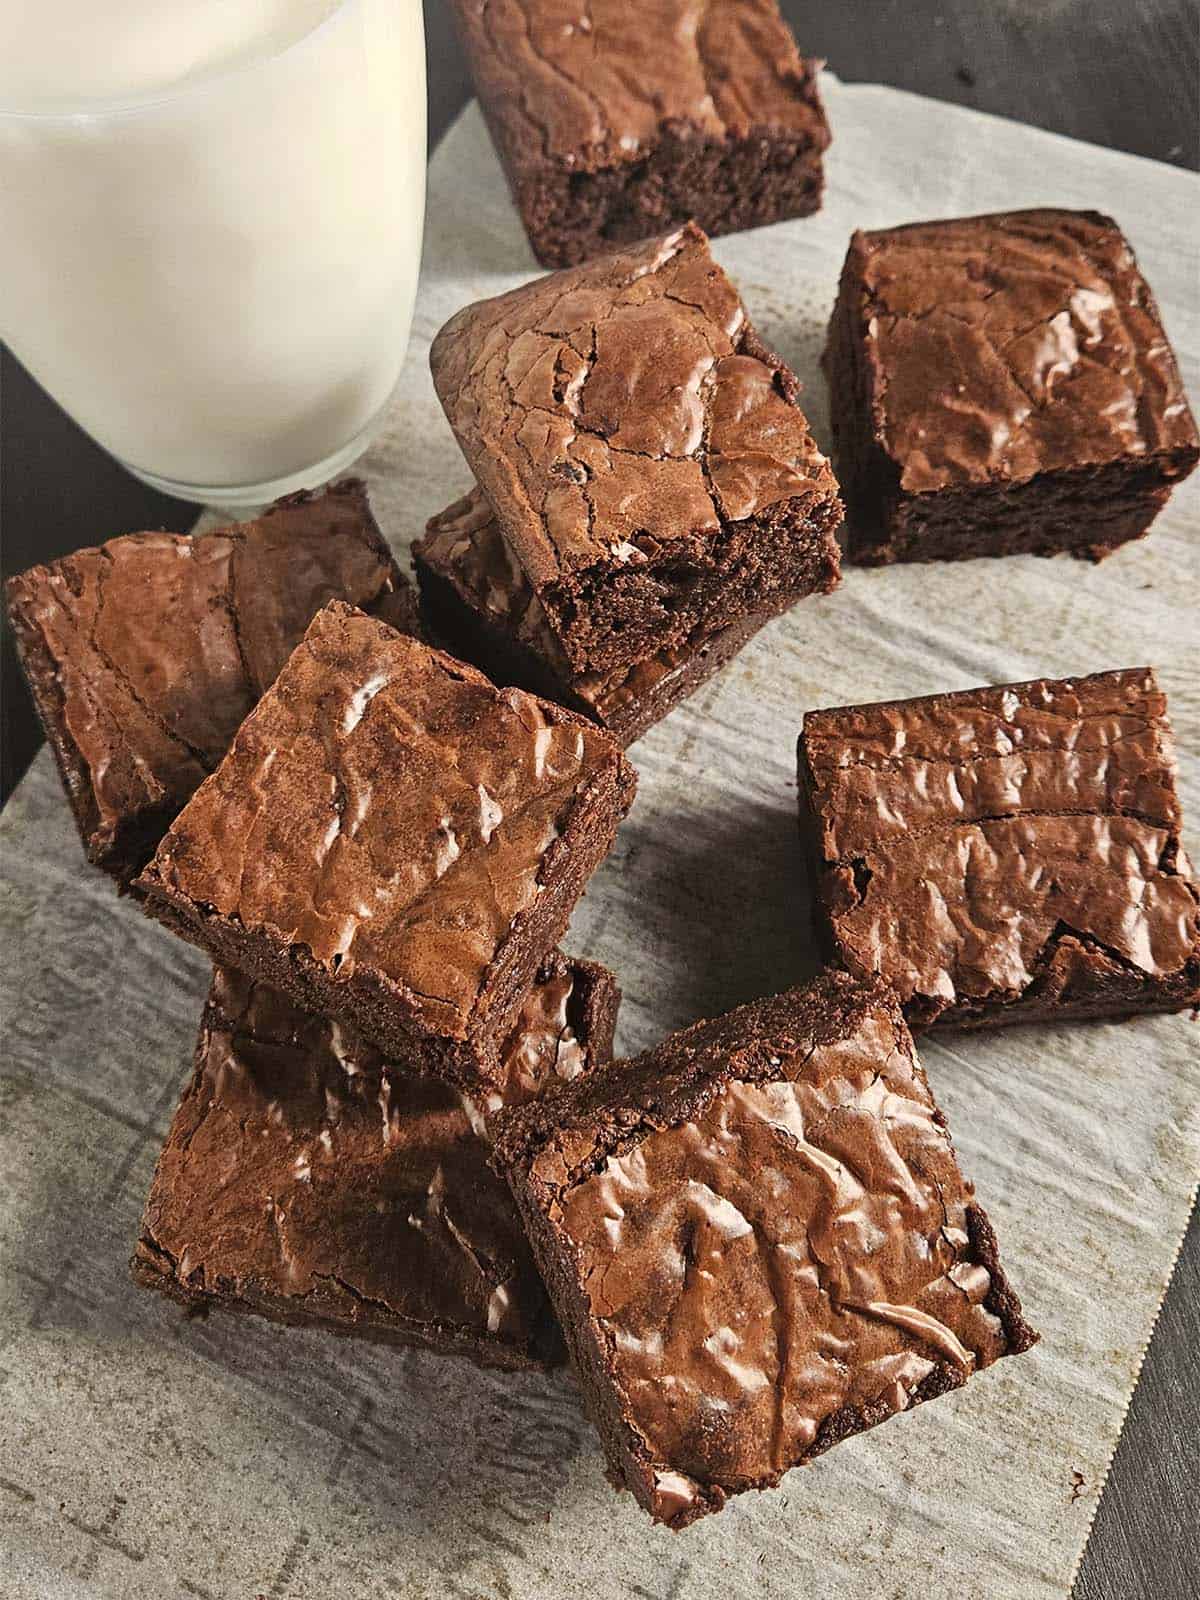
[823,209,1199,564]
[414,487,773,746]
[495,972,1037,1527]
[430,223,842,680]
[448,0,830,268]
[133,953,619,1370]
[5,480,418,886]
[798,668,1200,1029]
[135,601,636,1089]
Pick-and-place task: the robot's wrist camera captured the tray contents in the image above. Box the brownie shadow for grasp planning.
[598,781,824,1055]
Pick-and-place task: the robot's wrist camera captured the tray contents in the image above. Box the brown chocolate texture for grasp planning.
[136,602,636,1088]
[133,955,619,1369]
[495,973,1036,1526]
[4,480,417,884]
[430,223,841,677]
[415,486,773,745]
[798,668,1200,1028]
[823,209,1199,564]
[449,0,830,266]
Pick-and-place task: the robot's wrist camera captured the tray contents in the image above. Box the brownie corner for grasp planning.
[966,1203,1040,1357]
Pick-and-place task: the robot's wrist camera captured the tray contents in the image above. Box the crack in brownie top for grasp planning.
[458,0,829,170]
[138,603,622,1036]
[4,481,411,863]
[800,668,1200,1021]
[851,209,1199,492]
[430,223,837,592]
[136,957,609,1351]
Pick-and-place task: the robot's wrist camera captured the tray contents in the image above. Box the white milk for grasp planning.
[0,0,426,500]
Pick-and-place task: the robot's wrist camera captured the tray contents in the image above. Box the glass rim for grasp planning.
[0,0,360,122]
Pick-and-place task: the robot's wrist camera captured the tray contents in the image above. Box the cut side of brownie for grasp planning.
[449,0,830,267]
[135,602,636,1091]
[4,480,418,886]
[823,209,1199,564]
[415,487,774,746]
[494,972,1037,1527]
[797,668,1200,1028]
[430,223,842,681]
[133,954,619,1370]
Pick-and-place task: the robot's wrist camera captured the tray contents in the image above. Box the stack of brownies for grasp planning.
[414,220,844,746]
[8,0,1200,1536]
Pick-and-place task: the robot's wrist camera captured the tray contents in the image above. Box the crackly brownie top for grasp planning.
[137,955,615,1357]
[497,973,1032,1522]
[451,0,828,174]
[4,480,415,864]
[430,223,837,591]
[800,668,1200,1019]
[848,209,1199,492]
[137,602,629,1038]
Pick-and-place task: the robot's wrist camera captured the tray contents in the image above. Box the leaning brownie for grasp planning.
[448,0,830,267]
[133,953,618,1370]
[4,480,417,886]
[135,602,636,1090]
[430,224,842,680]
[823,209,1199,564]
[415,487,773,746]
[798,668,1200,1028]
[494,972,1037,1527]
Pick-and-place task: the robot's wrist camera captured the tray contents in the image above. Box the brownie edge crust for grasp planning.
[494,973,1037,1528]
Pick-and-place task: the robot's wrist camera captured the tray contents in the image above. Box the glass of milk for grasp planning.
[0,0,426,506]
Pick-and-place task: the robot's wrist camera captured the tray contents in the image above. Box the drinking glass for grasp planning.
[0,0,426,506]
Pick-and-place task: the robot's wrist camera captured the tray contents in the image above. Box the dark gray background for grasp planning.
[1,4,1197,1596]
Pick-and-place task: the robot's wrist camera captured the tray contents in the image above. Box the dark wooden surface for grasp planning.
[2,3,1197,1595]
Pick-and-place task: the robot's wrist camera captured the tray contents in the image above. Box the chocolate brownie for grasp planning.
[5,480,418,886]
[415,487,773,746]
[798,669,1200,1029]
[132,953,619,1369]
[823,209,1199,564]
[135,601,636,1090]
[430,224,842,680]
[448,0,830,267]
[494,972,1037,1527]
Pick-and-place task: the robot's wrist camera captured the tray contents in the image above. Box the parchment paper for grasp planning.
[2,76,1198,1600]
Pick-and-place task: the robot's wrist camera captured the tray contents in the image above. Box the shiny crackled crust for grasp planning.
[4,480,417,885]
[823,209,1199,564]
[495,973,1036,1528]
[132,955,619,1371]
[798,668,1200,1028]
[415,487,774,744]
[135,602,636,1089]
[430,224,841,675]
[450,0,830,266]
